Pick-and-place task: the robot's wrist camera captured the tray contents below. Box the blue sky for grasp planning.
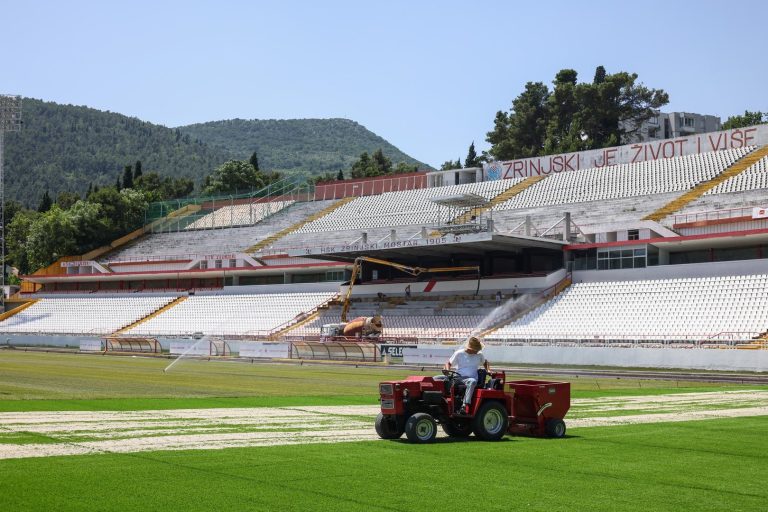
[2,0,766,168]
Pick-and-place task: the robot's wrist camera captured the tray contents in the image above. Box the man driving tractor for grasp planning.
[444,336,490,415]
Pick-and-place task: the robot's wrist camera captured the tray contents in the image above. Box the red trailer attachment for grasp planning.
[506,380,571,438]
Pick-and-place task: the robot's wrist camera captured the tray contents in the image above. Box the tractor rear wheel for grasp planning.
[545,418,566,438]
[472,401,509,441]
[442,418,472,438]
[375,413,403,439]
[404,413,437,443]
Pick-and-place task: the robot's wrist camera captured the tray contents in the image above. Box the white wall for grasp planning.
[405,345,768,372]
[574,258,768,283]
[345,269,567,297]
[483,345,768,372]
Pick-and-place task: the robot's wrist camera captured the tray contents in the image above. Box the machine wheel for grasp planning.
[442,418,472,438]
[472,401,509,441]
[404,413,437,443]
[375,413,404,439]
[545,418,566,438]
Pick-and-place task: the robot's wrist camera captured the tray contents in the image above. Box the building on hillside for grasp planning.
[623,111,721,143]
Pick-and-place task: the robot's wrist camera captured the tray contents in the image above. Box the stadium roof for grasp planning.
[293,232,567,264]
[429,193,489,208]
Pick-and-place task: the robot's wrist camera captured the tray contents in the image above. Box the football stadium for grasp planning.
[2,2,768,509]
[1,119,767,510]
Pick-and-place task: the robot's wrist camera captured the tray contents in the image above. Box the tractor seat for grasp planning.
[486,378,502,390]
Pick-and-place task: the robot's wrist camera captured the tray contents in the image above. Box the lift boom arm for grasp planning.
[340,256,480,321]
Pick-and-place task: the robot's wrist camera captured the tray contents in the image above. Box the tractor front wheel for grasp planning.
[442,418,472,438]
[472,401,509,441]
[375,413,404,439]
[545,418,566,438]
[404,413,437,443]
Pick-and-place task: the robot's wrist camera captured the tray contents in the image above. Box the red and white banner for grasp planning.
[753,207,768,220]
[484,124,768,180]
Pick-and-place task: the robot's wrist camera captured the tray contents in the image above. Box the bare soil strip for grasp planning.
[1,391,766,460]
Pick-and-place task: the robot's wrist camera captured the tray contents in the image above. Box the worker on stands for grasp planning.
[444,336,490,415]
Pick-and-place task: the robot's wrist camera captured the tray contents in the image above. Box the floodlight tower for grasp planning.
[0,95,22,307]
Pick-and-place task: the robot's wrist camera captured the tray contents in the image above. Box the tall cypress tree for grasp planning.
[465,142,479,168]
[133,160,143,180]
[116,175,122,191]
[249,151,260,172]
[38,191,53,213]
[122,165,133,189]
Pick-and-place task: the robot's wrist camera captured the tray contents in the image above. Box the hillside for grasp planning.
[177,118,429,175]
[3,98,230,206]
[2,100,428,206]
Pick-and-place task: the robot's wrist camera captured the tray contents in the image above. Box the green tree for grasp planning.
[202,160,265,195]
[487,81,551,160]
[543,69,583,154]
[394,162,417,174]
[4,200,23,228]
[593,65,606,84]
[56,191,80,210]
[26,205,79,271]
[336,169,344,181]
[122,165,134,189]
[722,111,767,130]
[115,175,122,191]
[136,172,195,201]
[312,172,337,184]
[133,160,143,180]
[38,191,53,213]
[6,209,40,274]
[487,67,668,158]
[464,142,480,168]
[249,151,260,172]
[350,152,373,178]
[371,149,393,175]
[440,159,462,171]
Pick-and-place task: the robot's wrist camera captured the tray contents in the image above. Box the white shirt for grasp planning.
[449,349,486,379]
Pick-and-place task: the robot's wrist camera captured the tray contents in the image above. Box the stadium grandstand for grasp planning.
[2,124,768,369]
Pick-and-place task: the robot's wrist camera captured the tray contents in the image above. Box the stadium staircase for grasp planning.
[268,296,340,339]
[480,275,572,337]
[0,300,39,321]
[112,296,188,335]
[644,145,768,222]
[150,204,202,231]
[246,197,357,253]
[451,176,547,225]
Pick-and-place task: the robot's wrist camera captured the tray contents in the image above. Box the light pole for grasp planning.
[0,95,22,308]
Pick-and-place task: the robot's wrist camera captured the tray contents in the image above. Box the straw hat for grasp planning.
[466,336,483,352]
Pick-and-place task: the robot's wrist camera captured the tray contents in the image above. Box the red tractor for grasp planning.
[375,370,570,443]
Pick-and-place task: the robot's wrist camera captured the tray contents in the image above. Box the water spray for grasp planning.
[163,335,208,373]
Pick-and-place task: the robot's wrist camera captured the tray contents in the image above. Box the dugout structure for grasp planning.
[104,336,161,353]
[208,339,232,356]
[290,341,379,362]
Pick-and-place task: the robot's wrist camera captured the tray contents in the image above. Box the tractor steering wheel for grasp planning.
[442,369,462,380]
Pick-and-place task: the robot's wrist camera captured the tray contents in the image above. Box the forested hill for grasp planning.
[2,100,428,206]
[3,98,230,206]
[177,118,428,175]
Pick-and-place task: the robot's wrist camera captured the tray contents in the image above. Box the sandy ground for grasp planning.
[1,391,767,460]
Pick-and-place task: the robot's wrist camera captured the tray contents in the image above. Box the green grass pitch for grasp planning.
[0,351,765,511]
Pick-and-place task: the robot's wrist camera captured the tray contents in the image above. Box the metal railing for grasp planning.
[673,206,756,226]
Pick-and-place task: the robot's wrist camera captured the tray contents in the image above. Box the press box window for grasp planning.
[628,229,640,241]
